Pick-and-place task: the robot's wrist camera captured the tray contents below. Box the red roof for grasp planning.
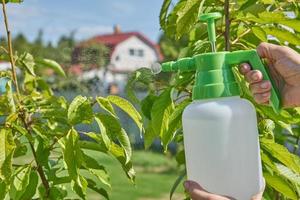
[83,32,163,61]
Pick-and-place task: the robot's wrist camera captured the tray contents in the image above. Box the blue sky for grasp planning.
[4,0,164,44]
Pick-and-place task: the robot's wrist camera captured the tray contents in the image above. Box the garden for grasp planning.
[0,0,299,200]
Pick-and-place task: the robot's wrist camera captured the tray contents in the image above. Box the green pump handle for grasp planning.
[227,50,281,112]
[161,12,281,113]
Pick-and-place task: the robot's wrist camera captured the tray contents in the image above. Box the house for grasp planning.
[71,26,163,94]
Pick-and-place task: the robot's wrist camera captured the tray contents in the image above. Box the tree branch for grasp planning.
[224,0,231,51]
[1,0,20,97]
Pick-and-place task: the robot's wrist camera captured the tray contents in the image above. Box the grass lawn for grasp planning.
[86,151,184,200]
[15,150,184,200]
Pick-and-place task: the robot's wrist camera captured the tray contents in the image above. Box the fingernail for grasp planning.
[260,82,269,89]
[252,73,259,81]
[262,93,270,97]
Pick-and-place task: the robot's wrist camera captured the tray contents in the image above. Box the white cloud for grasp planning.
[74,25,113,40]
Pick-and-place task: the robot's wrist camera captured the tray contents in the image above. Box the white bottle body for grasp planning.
[182,96,263,199]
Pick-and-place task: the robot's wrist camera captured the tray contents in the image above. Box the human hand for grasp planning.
[239,42,300,107]
[184,180,263,200]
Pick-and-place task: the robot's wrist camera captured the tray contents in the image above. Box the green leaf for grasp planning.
[160,0,172,29]
[10,166,31,200]
[82,153,111,188]
[144,121,156,149]
[18,52,35,76]
[264,27,300,46]
[94,117,111,150]
[19,170,38,200]
[72,175,88,199]
[275,163,300,188]
[109,143,135,182]
[0,180,7,200]
[264,172,298,200]
[96,97,116,116]
[170,169,186,200]
[107,95,143,133]
[125,68,154,103]
[117,129,132,164]
[35,58,66,77]
[0,129,15,181]
[86,179,109,200]
[162,99,190,151]
[261,138,300,174]
[151,88,174,139]
[1,0,23,3]
[59,128,82,179]
[141,94,157,120]
[96,114,121,136]
[5,81,15,113]
[68,96,93,125]
[176,0,201,39]
[252,26,267,42]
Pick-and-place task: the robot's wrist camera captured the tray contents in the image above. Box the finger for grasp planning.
[257,42,294,61]
[239,63,251,75]
[245,70,263,84]
[254,92,271,104]
[184,181,231,200]
[249,81,271,94]
[184,181,211,200]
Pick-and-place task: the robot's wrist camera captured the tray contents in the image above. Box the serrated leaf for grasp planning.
[5,81,15,113]
[261,138,300,174]
[144,121,156,149]
[68,96,93,125]
[72,175,88,199]
[96,114,121,136]
[141,94,157,120]
[108,95,143,133]
[151,88,174,140]
[162,99,190,151]
[96,97,116,116]
[160,0,172,29]
[19,170,38,200]
[19,52,35,76]
[35,58,66,77]
[10,166,31,200]
[275,163,300,187]
[126,68,154,103]
[264,172,298,200]
[0,129,15,181]
[60,129,82,179]
[94,117,111,150]
[109,143,135,182]
[86,179,109,200]
[252,26,267,41]
[1,0,23,4]
[176,0,201,39]
[82,152,111,188]
[264,27,300,45]
[117,129,132,164]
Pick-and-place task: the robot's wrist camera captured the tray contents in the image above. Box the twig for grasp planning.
[20,112,50,197]
[232,29,251,45]
[1,0,20,97]
[224,0,231,51]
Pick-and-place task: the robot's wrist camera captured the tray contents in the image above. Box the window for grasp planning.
[129,48,144,57]
[115,55,120,61]
[138,49,144,57]
[129,49,134,56]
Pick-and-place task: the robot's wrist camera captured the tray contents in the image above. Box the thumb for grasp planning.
[257,42,297,62]
[184,180,211,199]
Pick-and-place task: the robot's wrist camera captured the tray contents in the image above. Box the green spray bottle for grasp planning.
[160,13,281,199]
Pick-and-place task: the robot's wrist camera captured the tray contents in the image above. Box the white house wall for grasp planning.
[110,36,158,72]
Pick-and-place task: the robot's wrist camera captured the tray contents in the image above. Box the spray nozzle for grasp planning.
[199,12,222,52]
